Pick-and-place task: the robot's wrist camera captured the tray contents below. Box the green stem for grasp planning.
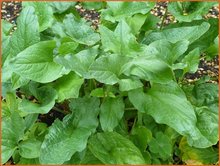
[53,106,68,115]
[160,7,168,30]
[125,107,137,111]
[137,112,143,126]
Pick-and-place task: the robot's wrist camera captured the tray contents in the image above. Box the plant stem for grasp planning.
[160,7,168,30]
[125,107,137,111]
[53,106,68,115]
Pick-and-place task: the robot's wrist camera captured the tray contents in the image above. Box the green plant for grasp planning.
[1,1,219,165]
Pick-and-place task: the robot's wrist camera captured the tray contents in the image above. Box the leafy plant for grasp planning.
[1,1,219,165]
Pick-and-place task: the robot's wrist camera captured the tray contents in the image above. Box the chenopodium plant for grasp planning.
[1,1,219,165]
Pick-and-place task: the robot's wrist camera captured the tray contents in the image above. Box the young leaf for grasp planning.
[119,78,143,91]
[99,20,141,56]
[22,2,53,32]
[53,72,84,102]
[88,132,146,164]
[100,97,125,131]
[10,41,65,83]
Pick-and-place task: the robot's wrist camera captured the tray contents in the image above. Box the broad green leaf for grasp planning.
[10,6,40,57]
[63,14,100,45]
[99,20,141,56]
[2,112,25,164]
[54,46,98,78]
[69,97,100,131]
[182,48,200,73]
[58,40,78,55]
[53,72,84,102]
[148,132,172,160]
[168,2,217,22]
[10,41,65,83]
[119,78,143,91]
[90,88,115,98]
[49,2,76,13]
[142,22,210,44]
[149,40,189,65]
[19,86,57,114]
[128,81,216,148]
[126,14,148,35]
[1,19,13,64]
[18,158,39,164]
[22,2,53,32]
[194,107,218,147]
[89,54,130,85]
[141,13,160,31]
[88,132,145,164]
[11,73,29,89]
[18,139,42,158]
[121,55,173,83]
[82,2,106,10]
[130,126,152,151]
[206,36,219,59]
[101,2,155,22]
[100,97,125,131]
[39,115,91,164]
[179,137,218,164]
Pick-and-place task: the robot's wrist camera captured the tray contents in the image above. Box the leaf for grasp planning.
[100,97,125,131]
[182,48,200,73]
[69,97,100,131]
[148,132,172,160]
[119,78,143,91]
[128,81,216,148]
[39,117,91,164]
[11,73,29,90]
[82,2,106,10]
[53,72,84,102]
[179,137,218,165]
[2,112,25,164]
[142,22,210,44]
[121,55,173,83]
[130,126,152,151]
[99,20,141,56]
[63,14,100,45]
[18,158,40,164]
[88,132,145,164]
[149,39,189,65]
[126,14,148,35]
[141,13,160,31]
[19,86,57,114]
[101,2,155,22]
[22,2,53,32]
[58,40,78,55]
[89,54,130,85]
[10,6,40,57]
[49,2,77,13]
[10,41,65,83]
[18,138,42,158]
[54,46,98,78]
[1,19,13,64]
[168,2,217,22]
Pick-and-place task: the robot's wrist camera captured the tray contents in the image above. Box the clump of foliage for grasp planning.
[1,1,219,165]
